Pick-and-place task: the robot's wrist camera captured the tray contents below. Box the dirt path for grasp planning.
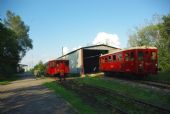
[0,72,76,114]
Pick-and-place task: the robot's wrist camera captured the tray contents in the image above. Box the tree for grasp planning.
[156,14,170,71]
[0,10,33,76]
[4,11,33,58]
[159,14,170,52]
[0,22,20,75]
[128,25,160,47]
[128,14,170,72]
[33,61,46,74]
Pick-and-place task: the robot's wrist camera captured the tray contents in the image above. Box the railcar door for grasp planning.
[108,54,118,72]
[99,57,104,71]
[104,56,109,71]
[99,56,109,72]
[49,61,56,75]
[59,61,65,74]
[122,51,135,73]
[117,53,123,72]
[108,55,113,71]
[111,54,121,72]
[55,61,60,74]
[144,49,158,74]
[129,51,135,72]
[64,60,70,74]
[112,54,117,71]
[137,50,145,74]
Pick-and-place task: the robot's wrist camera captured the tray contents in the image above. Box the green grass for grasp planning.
[44,76,170,113]
[67,73,81,77]
[43,81,96,114]
[144,72,170,84]
[0,74,20,85]
[76,77,170,109]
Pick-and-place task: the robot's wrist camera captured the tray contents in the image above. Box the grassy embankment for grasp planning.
[145,72,170,84]
[44,76,170,113]
[0,74,20,85]
[77,77,170,109]
[44,81,96,114]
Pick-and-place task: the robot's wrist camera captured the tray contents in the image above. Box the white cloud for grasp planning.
[63,47,69,55]
[92,32,120,48]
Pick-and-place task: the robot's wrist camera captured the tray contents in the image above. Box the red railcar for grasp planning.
[46,60,69,76]
[99,47,158,76]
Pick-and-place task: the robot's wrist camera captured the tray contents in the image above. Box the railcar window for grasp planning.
[130,52,134,61]
[101,58,105,63]
[108,56,112,62]
[50,62,56,67]
[56,63,59,67]
[50,63,52,67]
[125,53,129,61]
[145,51,149,61]
[151,52,156,60]
[118,54,122,61]
[105,57,108,63]
[113,55,116,61]
[138,51,144,61]
[53,62,56,67]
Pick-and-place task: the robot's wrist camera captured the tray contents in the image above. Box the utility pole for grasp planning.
[62,46,63,56]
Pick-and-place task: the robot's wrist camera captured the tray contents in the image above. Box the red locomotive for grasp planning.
[46,60,69,76]
[99,47,158,76]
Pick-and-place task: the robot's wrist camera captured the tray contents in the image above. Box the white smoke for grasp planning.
[63,47,69,55]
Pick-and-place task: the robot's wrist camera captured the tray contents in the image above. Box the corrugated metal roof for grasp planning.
[57,44,119,59]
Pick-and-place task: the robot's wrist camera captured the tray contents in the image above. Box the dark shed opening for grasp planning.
[83,49,108,74]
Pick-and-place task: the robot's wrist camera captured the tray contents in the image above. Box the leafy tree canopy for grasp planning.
[0,22,20,75]
[0,10,33,76]
[4,10,33,58]
[33,60,46,75]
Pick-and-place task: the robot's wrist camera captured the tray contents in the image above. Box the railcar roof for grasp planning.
[48,59,69,62]
[100,46,157,57]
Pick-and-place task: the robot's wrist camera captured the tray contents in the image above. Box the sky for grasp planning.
[0,0,170,68]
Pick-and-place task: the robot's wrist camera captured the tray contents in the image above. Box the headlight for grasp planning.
[139,64,142,67]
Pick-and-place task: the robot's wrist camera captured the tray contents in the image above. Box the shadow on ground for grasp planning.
[0,75,76,114]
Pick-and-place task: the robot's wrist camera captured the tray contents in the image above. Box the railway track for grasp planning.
[104,76,170,90]
[86,84,170,113]
[59,81,128,114]
[59,80,170,114]
[136,80,170,90]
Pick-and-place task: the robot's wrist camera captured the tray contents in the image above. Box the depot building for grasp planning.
[57,44,119,75]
